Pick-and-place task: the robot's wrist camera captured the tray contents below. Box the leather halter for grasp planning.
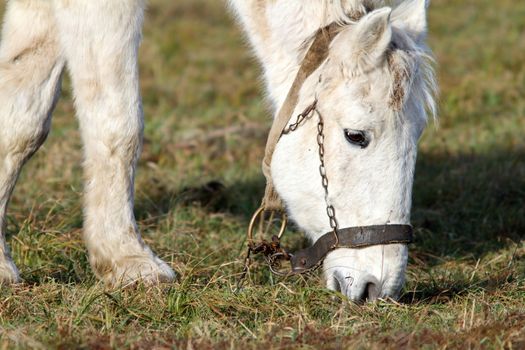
[290,225,413,273]
[247,20,413,277]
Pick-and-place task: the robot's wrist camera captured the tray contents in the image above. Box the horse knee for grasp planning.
[0,118,52,167]
[82,115,143,162]
[0,42,63,165]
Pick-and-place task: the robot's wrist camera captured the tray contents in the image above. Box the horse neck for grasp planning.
[231,0,369,113]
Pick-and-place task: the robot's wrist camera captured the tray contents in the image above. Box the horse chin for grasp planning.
[322,244,408,302]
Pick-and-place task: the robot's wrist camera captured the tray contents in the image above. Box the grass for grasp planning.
[1,0,524,348]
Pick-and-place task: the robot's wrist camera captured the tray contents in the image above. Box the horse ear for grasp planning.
[392,0,429,43]
[350,7,393,67]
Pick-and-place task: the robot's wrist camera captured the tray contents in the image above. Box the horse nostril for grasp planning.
[365,282,380,301]
[332,271,382,302]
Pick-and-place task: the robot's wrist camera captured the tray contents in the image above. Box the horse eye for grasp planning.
[344,129,369,148]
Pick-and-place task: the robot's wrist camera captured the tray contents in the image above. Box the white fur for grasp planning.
[0,0,174,286]
[230,0,436,301]
[0,0,436,299]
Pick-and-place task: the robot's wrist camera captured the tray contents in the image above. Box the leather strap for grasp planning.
[261,23,341,211]
[290,225,413,273]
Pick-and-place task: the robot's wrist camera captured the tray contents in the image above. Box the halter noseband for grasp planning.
[290,225,413,273]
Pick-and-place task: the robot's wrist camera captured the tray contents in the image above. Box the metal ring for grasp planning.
[247,206,288,243]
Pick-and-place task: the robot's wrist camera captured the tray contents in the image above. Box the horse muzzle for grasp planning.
[324,243,409,302]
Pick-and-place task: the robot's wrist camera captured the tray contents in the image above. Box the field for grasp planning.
[1,0,524,348]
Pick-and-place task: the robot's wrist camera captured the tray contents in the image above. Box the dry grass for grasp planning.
[0,0,524,348]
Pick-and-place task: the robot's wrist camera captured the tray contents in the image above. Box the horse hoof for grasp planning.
[0,260,21,284]
[93,255,176,288]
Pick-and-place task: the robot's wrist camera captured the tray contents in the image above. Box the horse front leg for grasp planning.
[54,0,175,286]
[0,0,64,283]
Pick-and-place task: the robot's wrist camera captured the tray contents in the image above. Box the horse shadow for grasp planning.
[134,177,264,222]
[133,147,524,303]
[404,148,524,303]
[137,148,524,252]
[411,149,524,258]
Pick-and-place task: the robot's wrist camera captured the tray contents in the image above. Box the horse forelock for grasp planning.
[329,0,385,24]
[322,1,437,122]
[386,29,437,121]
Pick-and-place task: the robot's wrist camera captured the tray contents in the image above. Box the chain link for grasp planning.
[282,100,318,134]
[283,99,340,246]
[315,109,340,247]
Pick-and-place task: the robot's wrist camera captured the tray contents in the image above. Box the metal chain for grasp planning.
[315,109,340,247]
[280,100,341,244]
[281,99,341,244]
[282,100,318,134]
[237,100,340,288]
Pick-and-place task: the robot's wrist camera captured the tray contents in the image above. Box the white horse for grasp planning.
[229,0,436,301]
[0,0,436,302]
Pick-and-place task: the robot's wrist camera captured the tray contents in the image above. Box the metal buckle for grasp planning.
[247,206,287,244]
[241,206,294,278]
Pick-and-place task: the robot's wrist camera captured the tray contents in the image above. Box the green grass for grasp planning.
[1,0,524,348]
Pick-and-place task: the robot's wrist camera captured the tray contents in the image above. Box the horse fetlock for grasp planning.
[0,257,20,284]
[90,250,175,288]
